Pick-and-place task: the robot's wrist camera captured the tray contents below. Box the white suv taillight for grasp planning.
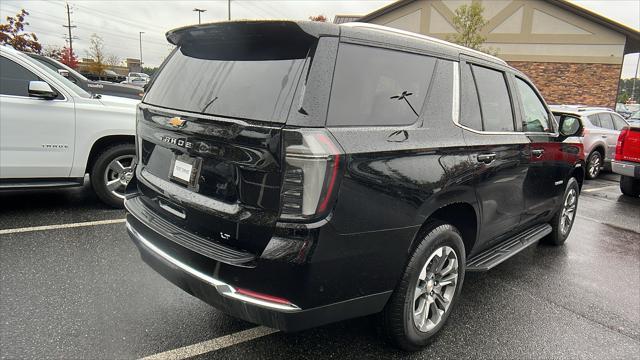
[279,129,344,222]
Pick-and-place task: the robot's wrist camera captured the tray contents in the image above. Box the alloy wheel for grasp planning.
[104,155,135,199]
[588,153,601,178]
[560,188,577,235]
[413,246,458,332]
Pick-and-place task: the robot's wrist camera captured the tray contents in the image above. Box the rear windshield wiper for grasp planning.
[201,96,218,113]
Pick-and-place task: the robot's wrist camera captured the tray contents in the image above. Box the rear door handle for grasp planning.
[601,135,608,138]
[477,153,496,163]
[532,149,545,158]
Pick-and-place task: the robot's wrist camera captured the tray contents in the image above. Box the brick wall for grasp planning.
[508,61,621,109]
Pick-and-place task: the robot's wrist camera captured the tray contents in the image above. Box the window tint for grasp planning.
[327,43,436,126]
[471,65,514,132]
[459,63,482,131]
[515,77,551,132]
[144,43,307,123]
[611,113,628,130]
[597,113,614,130]
[587,114,601,127]
[0,56,40,97]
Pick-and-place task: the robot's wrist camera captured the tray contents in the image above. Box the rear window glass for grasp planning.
[327,43,436,127]
[459,63,482,131]
[471,65,514,132]
[144,43,308,122]
[597,113,614,130]
[587,114,601,127]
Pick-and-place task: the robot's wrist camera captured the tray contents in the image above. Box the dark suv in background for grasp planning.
[125,21,585,350]
[27,53,143,99]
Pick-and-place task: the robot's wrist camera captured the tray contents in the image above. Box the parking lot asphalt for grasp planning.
[1,173,639,359]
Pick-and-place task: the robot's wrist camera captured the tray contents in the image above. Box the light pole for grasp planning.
[193,8,206,24]
[228,0,231,21]
[139,31,144,70]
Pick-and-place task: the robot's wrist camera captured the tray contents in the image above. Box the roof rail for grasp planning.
[341,22,507,65]
[550,104,614,112]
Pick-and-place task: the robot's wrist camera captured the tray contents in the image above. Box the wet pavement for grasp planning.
[1,173,638,359]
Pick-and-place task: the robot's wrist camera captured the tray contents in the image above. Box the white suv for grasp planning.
[550,105,629,179]
[0,46,137,207]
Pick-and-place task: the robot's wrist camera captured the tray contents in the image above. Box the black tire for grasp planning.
[586,151,603,180]
[544,177,580,246]
[90,143,135,208]
[381,221,466,351]
[620,175,640,197]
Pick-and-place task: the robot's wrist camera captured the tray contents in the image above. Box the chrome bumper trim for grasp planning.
[126,221,301,313]
[612,160,638,178]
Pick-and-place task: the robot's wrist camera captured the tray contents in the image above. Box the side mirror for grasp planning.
[559,115,582,137]
[57,69,70,78]
[28,81,58,100]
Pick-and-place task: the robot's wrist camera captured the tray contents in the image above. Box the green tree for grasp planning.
[0,9,42,53]
[618,77,640,103]
[449,3,488,51]
[142,66,158,76]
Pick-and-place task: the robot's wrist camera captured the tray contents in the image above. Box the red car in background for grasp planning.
[612,125,640,197]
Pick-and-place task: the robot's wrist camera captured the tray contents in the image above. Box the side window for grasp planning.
[327,43,436,126]
[611,113,628,130]
[587,114,601,127]
[0,56,41,97]
[515,77,551,132]
[471,65,514,132]
[597,113,614,130]
[459,63,482,131]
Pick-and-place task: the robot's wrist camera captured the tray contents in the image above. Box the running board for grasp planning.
[0,177,84,189]
[466,224,552,272]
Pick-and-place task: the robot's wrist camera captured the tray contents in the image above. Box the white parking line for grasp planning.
[582,185,617,193]
[140,326,279,360]
[0,218,126,235]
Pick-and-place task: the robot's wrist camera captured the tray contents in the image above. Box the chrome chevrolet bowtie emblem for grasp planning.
[167,117,186,128]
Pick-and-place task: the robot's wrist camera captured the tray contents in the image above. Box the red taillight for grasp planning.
[615,128,628,161]
[279,129,344,222]
[235,288,293,305]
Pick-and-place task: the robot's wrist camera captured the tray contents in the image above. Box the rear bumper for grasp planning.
[126,218,390,331]
[612,160,640,178]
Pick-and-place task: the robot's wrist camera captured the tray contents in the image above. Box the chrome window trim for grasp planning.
[451,61,559,137]
[451,61,460,126]
[126,220,302,312]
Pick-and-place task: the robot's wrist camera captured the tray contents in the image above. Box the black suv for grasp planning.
[125,21,585,350]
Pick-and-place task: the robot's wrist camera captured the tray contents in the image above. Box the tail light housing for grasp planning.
[615,128,628,161]
[279,129,344,222]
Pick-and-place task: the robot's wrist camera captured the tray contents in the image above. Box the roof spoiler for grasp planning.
[166,20,339,46]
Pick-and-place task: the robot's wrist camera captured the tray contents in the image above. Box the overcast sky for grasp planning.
[1,0,638,77]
